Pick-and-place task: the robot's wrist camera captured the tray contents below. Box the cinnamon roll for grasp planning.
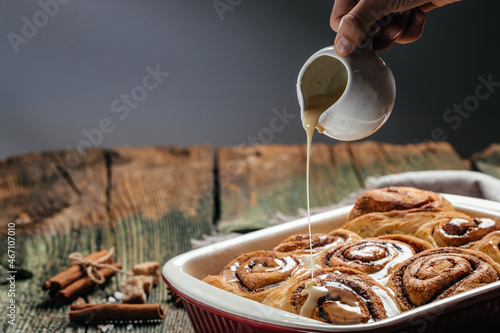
[416,216,500,247]
[202,251,307,302]
[349,186,454,220]
[273,231,362,270]
[387,247,500,311]
[263,268,400,324]
[328,229,362,243]
[465,231,500,265]
[320,236,431,283]
[342,209,470,241]
[273,233,341,253]
[274,230,360,253]
[375,234,434,253]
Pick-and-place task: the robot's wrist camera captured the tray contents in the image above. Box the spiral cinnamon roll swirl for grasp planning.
[274,230,360,253]
[263,268,400,324]
[328,229,362,244]
[202,251,307,302]
[320,236,431,283]
[387,247,500,311]
[465,231,500,265]
[417,216,500,247]
[375,234,434,253]
[273,233,340,253]
[273,231,362,270]
[349,186,454,220]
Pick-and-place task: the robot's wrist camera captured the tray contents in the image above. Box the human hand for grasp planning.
[331,0,461,56]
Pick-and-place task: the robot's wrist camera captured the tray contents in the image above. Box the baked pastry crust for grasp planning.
[349,186,455,220]
[387,247,500,310]
[343,210,469,240]
[319,235,432,283]
[202,251,308,302]
[465,230,500,265]
[262,267,399,324]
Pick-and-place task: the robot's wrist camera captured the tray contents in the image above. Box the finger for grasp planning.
[396,9,426,44]
[334,14,365,56]
[330,0,359,31]
[334,0,401,56]
[373,34,397,51]
[348,0,395,32]
[372,12,407,51]
[419,3,439,12]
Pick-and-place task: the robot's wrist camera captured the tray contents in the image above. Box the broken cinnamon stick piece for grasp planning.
[55,263,122,304]
[136,275,154,294]
[42,249,111,291]
[120,276,147,304]
[132,261,160,285]
[69,303,165,324]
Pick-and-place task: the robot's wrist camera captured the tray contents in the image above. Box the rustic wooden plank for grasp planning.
[471,143,500,179]
[217,143,366,234]
[110,146,214,222]
[217,144,306,233]
[380,141,467,173]
[299,143,340,208]
[0,145,214,333]
[348,141,391,182]
[0,148,113,235]
[217,141,467,234]
[420,142,467,170]
[327,142,364,202]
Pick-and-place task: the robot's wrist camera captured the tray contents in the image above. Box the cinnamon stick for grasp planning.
[69,303,165,324]
[55,263,122,304]
[42,249,111,291]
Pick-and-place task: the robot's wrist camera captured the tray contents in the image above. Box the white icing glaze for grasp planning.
[372,285,400,317]
[300,252,323,270]
[224,262,239,282]
[367,243,414,283]
[242,256,297,274]
[300,279,328,318]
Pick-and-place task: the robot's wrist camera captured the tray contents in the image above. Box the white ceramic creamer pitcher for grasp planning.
[297,45,396,141]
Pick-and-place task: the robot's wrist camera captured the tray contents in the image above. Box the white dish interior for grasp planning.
[163,194,500,331]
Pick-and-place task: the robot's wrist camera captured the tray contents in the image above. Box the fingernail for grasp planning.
[339,16,345,30]
[387,29,402,40]
[336,37,353,56]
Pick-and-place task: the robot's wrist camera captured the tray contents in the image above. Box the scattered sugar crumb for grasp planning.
[113,291,123,300]
[99,324,114,332]
[107,296,117,303]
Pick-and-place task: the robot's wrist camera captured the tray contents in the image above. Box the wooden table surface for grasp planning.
[0,141,499,332]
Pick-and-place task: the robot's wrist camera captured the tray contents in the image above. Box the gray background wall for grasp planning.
[1,0,499,159]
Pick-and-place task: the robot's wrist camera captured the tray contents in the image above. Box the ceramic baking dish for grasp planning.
[162,194,500,332]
